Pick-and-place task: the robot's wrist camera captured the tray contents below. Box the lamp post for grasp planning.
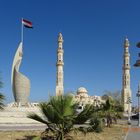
[137,83,140,126]
[134,42,140,67]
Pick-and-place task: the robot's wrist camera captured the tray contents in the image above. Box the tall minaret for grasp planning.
[56,33,64,96]
[121,38,132,113]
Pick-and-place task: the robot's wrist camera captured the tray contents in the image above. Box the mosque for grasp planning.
[0,33,132,125]
[75,87,105,107]
[56,33,132,111]
[10,32,132,112]
[56,33,106,107]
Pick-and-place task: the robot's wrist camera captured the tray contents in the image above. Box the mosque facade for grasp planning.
[75,87,105,106]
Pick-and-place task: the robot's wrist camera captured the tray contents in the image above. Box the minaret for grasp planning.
[121,38,132,113]
[56,33,64,96]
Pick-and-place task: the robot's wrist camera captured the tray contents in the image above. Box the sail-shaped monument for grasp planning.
[11,42,30,106]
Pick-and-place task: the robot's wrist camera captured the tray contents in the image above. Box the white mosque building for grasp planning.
[75,87,105,106]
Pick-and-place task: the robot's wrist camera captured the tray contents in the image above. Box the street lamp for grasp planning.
[134,59,140,67]
[137,83,140,126]
[134,42,140,64]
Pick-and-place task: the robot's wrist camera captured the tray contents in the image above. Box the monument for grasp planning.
[121,38,132,113]
[0,42,41,125]
[11,42,30,106]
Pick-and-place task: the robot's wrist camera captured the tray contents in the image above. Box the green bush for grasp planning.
[89,116,104,133]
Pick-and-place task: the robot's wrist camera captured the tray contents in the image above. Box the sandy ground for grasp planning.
[0,124,127,140]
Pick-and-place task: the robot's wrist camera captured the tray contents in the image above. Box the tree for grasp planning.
[28,94,94,140]
[0,75,5,110]
[102,90,124,117]
[101,96,124,127]
[102,90,122,103]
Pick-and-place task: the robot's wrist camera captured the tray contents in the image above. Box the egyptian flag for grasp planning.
[22,19,33,28]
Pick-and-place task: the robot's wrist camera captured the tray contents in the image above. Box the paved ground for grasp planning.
[1,119,140,140]
[0,124,89,131]
[0,124,46,131]
[124,120,140,140]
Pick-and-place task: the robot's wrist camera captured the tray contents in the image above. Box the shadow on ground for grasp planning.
[16,135,37,140]
[16,135,54,140]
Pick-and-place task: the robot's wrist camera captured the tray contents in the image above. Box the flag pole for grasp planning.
[21,18,24,46]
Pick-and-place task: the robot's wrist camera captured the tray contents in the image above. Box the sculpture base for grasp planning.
[7,102,38,108]
[0,103,42,124]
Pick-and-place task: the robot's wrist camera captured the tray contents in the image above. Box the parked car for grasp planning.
[131,113,139,120]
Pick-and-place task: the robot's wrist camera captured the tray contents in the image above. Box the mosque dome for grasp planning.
[77,87,88,95]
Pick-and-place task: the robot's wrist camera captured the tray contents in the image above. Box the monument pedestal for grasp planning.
[0,103,42,124]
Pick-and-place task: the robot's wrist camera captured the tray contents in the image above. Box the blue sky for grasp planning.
[0,0,140,105]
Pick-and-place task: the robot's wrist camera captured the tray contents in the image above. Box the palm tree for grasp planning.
[101,97,123,127]
[0,75,5,110]
[0,94,5,110]
[28,94,94,140]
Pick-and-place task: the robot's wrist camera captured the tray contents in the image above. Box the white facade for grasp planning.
[75,87,105,106]
[121,38,132,113]
[56,33,64,96]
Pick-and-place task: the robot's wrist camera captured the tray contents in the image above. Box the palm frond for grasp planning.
[48,95,75,120]
[63,95,75,116]
[0,93,5,110]
[40,103,61,123]
[27,113,50,125]
[0,93,5,100]
[75,105,94,124]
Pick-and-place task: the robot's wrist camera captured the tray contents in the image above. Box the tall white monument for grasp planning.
[56,33,64,96]
[11,42,30,106]
[121,38,132,113]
